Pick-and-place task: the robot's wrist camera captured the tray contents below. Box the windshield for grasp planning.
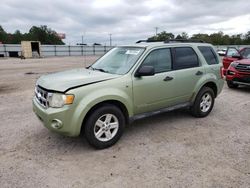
[89,47,145,75]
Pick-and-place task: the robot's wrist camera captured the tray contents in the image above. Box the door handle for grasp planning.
[195,71,203,76]
[163,76,173,81]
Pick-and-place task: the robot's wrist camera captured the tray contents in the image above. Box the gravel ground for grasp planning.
[0,57,250,188]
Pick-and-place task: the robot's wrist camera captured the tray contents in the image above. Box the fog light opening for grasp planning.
[51,119,63,129]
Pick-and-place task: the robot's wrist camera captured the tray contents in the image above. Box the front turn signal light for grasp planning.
[65,94,75,105]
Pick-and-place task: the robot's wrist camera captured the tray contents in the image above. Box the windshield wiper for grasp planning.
[88,66,109,73]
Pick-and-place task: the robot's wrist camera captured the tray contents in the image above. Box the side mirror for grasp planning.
[232,54,242,59]
[135,66,155,77]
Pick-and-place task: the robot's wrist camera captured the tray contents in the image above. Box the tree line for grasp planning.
[1,25,250,45]
[0,25,64,45]
[147,31,250,45]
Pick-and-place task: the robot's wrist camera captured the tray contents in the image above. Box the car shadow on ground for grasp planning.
[127,108,193,132]
[24,108,194,155]
[234,86,250,93]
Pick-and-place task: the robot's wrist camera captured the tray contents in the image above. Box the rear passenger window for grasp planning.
[142,48,172,73]
[173,47,199,70]
[198,46,219,65]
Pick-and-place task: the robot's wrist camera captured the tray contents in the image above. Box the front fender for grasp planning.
[70,87,133,136]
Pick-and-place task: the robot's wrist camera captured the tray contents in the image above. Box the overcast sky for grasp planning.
[1,0,250,45]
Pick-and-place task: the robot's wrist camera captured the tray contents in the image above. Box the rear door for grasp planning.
[170,47,205,103]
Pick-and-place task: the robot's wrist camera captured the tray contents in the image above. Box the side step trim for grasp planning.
[129,102,191,123]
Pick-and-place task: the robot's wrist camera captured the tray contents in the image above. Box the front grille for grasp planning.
[235,64,250,72]
[35,86,49,108]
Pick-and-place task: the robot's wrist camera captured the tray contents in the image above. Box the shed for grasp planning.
[21,41,41,58]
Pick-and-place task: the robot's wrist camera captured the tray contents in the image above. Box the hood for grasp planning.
[37,68,120,92]
[236,59,250,65]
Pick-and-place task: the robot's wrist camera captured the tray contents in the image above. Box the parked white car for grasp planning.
[217,49,227,56]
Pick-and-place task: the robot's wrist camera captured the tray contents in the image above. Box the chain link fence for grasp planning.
[1,44,250,58]
[0,44,114,58]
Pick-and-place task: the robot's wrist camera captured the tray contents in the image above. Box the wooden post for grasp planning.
[4,44,7,57]
[54,45,57,56]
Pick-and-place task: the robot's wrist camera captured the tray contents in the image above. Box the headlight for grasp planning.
[47,93,74,108]
[230,62,239,68]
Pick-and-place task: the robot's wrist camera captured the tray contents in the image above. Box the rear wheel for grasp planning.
[227,81,238,88]
[84,105,125,149]
[190,87,215,118]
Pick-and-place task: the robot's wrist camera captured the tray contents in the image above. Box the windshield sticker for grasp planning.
[125,50,141,55]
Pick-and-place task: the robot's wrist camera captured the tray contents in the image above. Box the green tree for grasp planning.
[29,25,64,45]
[191,33,211,43]
[222,34,231,45]
[147,30,250,45]
[175,32,189,40]
[0,25,8,43]
[0,25,64,44]
[209,31,224,45]
[243,31,250,44]
[230,34,243,45]
[10,30,22,44]
[147,31,175,41]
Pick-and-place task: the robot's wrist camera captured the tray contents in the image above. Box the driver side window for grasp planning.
[142,48,172,73]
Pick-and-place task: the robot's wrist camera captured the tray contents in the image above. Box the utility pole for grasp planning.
[81,31,86,45]
[109,33,112,47]
[155,27,159,36]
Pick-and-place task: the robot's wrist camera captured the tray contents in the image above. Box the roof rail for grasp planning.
[136,40,148,43]
[164,39,205,43]
[136,39,164,43]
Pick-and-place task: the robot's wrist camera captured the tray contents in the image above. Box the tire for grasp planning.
[227,81,238,89]
[190,87,215,118]
[84,105,125,149]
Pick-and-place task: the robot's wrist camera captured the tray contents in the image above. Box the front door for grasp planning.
[132,48,176,114]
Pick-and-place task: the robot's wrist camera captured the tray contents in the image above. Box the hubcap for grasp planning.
[94,114,119,142]
[200,93,212,113]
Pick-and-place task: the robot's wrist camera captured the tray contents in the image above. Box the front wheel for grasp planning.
[190,87,215,118]
[84,105,125,149]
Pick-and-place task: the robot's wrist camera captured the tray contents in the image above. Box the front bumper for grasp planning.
[226,67,250,86]
[32,97,80,136]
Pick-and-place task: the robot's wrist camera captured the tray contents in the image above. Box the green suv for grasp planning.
[33,40,224,149]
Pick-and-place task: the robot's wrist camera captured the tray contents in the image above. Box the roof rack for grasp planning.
[164,39,205,43]
[136,40,164,43]
[136,39,205,44]
[136,40,147,43]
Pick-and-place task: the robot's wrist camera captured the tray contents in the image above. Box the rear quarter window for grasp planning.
[198,46,219,65]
